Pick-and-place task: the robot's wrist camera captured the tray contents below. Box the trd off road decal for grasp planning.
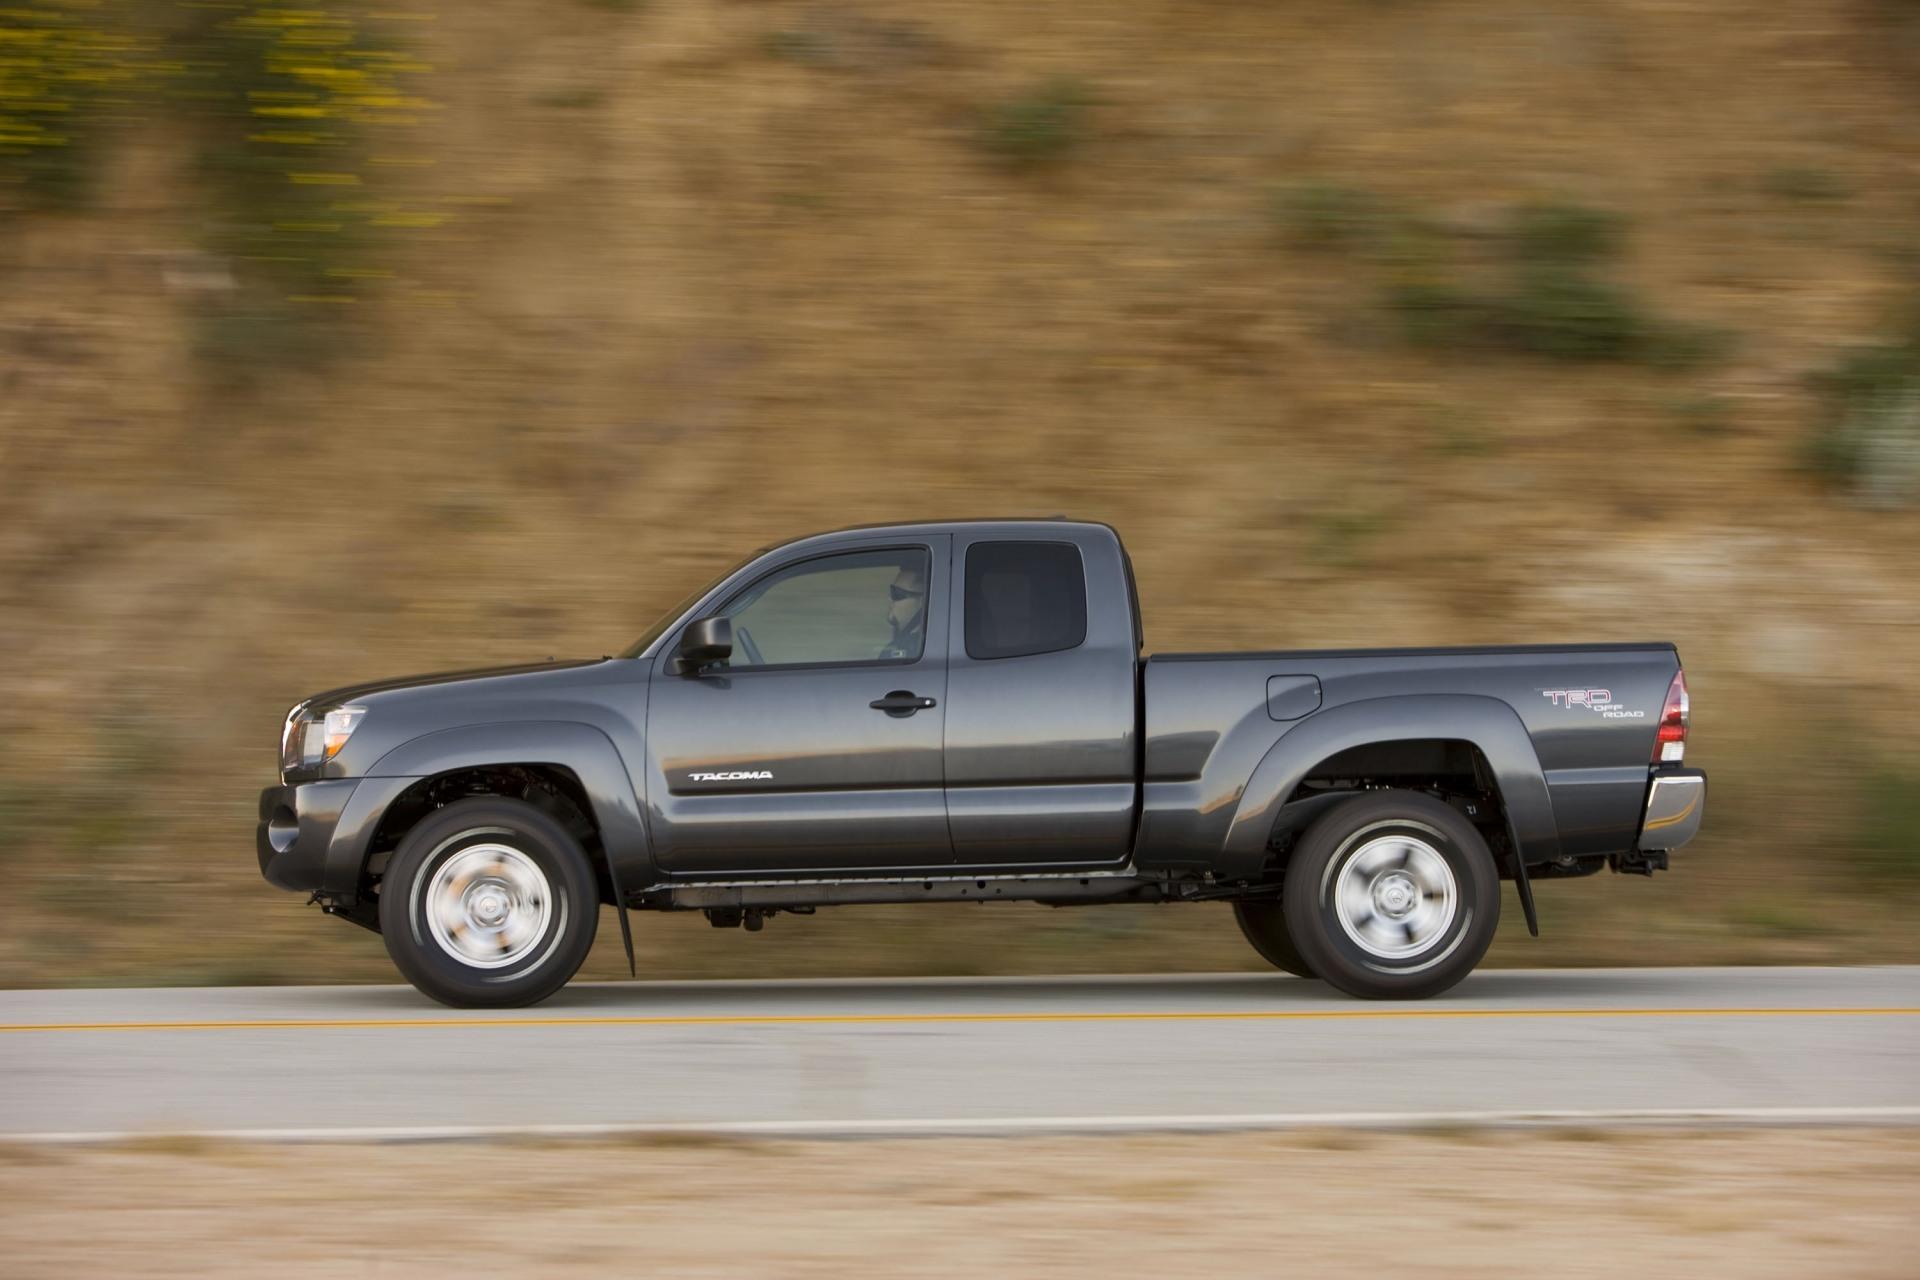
[1540,688,1645,719]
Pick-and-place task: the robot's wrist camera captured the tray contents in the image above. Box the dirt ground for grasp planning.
[1,1127,1915,1279]
[4,0,1920,991]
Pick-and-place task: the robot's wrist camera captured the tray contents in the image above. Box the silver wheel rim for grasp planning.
[422,844,553,969]
[1333,834,1458,960]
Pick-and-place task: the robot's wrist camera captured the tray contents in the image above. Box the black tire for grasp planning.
[1282,790,1500,1000]
[1231,901,1317,979]
[378,798,599,1008]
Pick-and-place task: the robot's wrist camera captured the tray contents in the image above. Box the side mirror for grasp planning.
[676,616,733,672]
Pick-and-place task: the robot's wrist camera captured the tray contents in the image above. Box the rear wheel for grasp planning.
[379,797,599,1008]
[1231,901,1316,979]
[1282,790,1500,1000]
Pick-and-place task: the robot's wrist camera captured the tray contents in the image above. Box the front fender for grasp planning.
[1216,694,1561,879]
[323,720,654,897]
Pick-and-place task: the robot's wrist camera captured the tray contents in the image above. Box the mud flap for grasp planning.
[614,903,636,975]
[605,858,637,976]
[1509,851,1540,937]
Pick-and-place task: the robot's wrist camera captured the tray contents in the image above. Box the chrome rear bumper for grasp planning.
[1637,770,1706,851]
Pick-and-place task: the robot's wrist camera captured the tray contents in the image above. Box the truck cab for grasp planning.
[640,521,1140,876]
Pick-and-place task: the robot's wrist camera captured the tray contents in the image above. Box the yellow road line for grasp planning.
[2,1007,1916,1034]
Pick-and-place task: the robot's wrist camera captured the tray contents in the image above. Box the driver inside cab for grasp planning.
[879,563,927,660]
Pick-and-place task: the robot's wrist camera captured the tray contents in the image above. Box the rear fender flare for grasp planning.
[1219,694,1560,879]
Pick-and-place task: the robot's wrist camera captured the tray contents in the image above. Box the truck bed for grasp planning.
[1138,641,1683,872]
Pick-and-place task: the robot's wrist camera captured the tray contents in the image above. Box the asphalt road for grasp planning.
[2,967,1916,1141]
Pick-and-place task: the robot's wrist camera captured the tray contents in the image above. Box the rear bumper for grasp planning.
[1637,769,1706,850]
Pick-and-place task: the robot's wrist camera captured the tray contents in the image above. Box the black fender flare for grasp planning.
[328,721,652,969]
[1219,694,1561,878]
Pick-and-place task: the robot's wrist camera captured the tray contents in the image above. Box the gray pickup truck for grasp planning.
[258,519,1704,1007]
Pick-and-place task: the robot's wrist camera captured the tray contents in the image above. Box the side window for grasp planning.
[964,541,1088,661]
[718,548,930,668]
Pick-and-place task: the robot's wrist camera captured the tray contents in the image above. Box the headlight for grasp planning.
[280,701,312,775]
[280,703,366,777]
[322,706,367,760]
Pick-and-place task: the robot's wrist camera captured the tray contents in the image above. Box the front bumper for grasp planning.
[257,774,427,900]
[1637,768,1706,851]
[257,780,360,892]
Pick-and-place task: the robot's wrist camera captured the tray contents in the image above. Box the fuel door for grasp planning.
[1266,674,1323,721]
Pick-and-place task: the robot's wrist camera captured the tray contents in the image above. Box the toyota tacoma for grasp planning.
[258,519,1705,1006]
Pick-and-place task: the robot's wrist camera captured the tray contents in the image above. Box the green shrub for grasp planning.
[0,0,149,208]
[1487,268,1646,359]
[1728,899,1831,938]
[1380,200,1727,369]
[978,78,1090,168]
[1810,382,1920,506]
[8,1,426,372]
[1508,201,1626,266]
[763,28,833,64]
[0,781,29,864]
[1762,165,1850,202]
[1642,320,1736,371]
[1387,281,1489,349]
[1391,272,1652,362]
[1272,182,1389,249]
[1852,768,1920,881]
[1306,509,1388,568]
[1807,310,1920,503]
[165,3,431,374]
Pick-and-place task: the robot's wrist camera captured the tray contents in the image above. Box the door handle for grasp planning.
[870,691,937,715]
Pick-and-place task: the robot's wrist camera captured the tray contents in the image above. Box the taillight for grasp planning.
[1654,670,1689,764]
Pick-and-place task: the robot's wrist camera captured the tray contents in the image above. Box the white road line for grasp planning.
[11,1106,1920,1146]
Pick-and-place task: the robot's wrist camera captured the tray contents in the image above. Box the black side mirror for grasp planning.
[677,616,733,672]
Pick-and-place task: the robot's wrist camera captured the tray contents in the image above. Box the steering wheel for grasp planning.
[735,625,765,667]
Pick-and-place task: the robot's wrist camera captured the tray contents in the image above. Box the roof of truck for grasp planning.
[816,516,1096,533]
[758,517,1121,554]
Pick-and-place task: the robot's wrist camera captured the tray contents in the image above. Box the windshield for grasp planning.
[617,546,770,659]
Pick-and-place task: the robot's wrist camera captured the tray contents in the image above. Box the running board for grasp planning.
[637,869,1176,911]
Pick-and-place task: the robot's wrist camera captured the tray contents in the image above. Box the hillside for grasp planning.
[1,0,1917,986]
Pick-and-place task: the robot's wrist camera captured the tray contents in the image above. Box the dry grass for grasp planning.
[0,1128,1914,1278]
[2,0,1919,987]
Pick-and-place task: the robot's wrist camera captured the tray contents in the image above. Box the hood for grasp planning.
[299,658,612,712]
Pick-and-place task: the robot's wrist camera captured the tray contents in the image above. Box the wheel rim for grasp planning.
[1332,834,1458,960]
[422,844,553,969]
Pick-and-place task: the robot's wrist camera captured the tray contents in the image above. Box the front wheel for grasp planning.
[1282,790,1500,1000]
[378,797,599,1008]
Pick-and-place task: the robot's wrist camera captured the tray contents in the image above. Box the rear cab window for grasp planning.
[964,541,1088,660]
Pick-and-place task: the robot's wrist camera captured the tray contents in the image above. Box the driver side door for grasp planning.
[644,536,953,876]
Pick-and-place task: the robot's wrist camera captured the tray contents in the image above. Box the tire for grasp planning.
[1282,790,1500,1000]
[1231,901,1317,979]
[378,797,599,1008]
